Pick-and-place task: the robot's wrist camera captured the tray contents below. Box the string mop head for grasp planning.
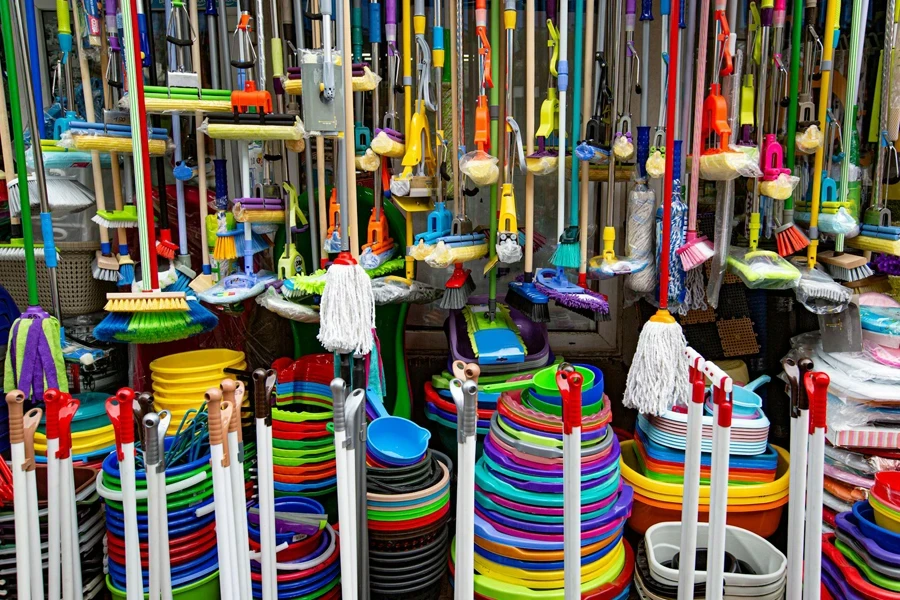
[623,309,690,415]
[317,253,376,355]
[677,232,715,270]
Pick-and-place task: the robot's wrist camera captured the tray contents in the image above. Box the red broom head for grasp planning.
[775,224,810,257]
[446,266,472,290]
[156,230,178,259]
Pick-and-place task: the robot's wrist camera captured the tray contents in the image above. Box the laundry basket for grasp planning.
[0,241,115,317]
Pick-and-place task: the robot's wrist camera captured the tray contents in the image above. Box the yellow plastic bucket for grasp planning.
[150,349,244,376]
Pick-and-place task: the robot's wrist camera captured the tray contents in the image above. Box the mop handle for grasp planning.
[807,372,829,434]
[658,0,681,311]
[45,388,63,443]
[5,390,31,600]
[108,389,136,461]
[559,371,583,434]
[57,398,79,461]
[704,361,733,393]
[385,0,396,43]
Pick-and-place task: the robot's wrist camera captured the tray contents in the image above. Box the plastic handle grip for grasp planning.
[253,369,272,423]
[661,0,670,15]
[57,0,72,37]
[548,0,557,22]
[44,388,63,440]
[806,371,830,432]
[685,346,704,374]
[370,2,382,43]
[717,399,733,427]
[679,0,686,27]
[138,12,151,67]
[6,391,24,446]
[703,361,733,393]
[40,213,57,269]
[331,378,347,432]
[641,0,653,20]
[57,397,79,459]
[385,0,397,24]
[672,139,682,182]
[559,371,583,434]
[206,0,218,15]
[627,0,637,15]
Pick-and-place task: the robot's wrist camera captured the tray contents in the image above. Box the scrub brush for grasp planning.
[438,264,477,310]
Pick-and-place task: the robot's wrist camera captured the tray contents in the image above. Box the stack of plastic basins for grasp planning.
[367,448,453,600]
[0,466,105,598]
[448,366,635,599]
[150,349,246,434]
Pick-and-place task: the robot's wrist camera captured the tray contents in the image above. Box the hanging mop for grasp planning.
[370,0,406,157]
[525,3,559,176]
[817,0,871,281]
[1,0,68,401]
[623,0,690,416]
[589,0,650,279]
[677,0,716,271]
[389,0,437,198]
[777,0,812,255]
[726,0,801,291]
[505,0,550,321]
[496,0,524,265]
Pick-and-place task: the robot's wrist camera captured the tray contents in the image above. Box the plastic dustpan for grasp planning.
[461,304,526,365]
[366,416,430,463]
[447,297,551,373]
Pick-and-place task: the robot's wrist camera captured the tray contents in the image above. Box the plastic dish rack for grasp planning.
[0,241,116,317]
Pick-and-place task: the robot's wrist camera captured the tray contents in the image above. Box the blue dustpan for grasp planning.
[367,416,431,465]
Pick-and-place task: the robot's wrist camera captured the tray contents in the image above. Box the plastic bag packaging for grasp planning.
[286,138,306,153]
[699,148,764,181]
[282,65,382,95]
[407,240,436,261]
[137,97,233,115]
[890,53,900,139]
[792,264,852,314]
[796,124,824,154]
[793,207,859,236]
[576,142,597,161]
[356,148,380,172]
[625,184,657,293]
[860,306,900,335]
[371,277,444,305]
[496,238,523,264]
[646,150,665,178]
[460,150,500,185]
[525,153,558,176]
[726,247,801,289]
[759,172,800,200]
[199,117,307,141]
[256,287,321,322]
[370,130,406,157]
[613,135,634,161]
[425,240,488,269]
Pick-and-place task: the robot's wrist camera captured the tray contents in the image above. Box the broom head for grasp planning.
[676,233,715,270]
[104,292,189,313]
[775,222,810,256]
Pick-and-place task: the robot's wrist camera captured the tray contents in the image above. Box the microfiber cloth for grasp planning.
[4,306,68,400]
[462,305,526,365]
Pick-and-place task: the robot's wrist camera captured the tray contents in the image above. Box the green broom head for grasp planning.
[551,226,581,270]
[365,256,405,277]
[92,298,216,343]
[283,270,328,297]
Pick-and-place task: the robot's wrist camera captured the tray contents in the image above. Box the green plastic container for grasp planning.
[106,571,219,599]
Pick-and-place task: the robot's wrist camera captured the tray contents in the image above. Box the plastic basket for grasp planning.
[0,241,115,317]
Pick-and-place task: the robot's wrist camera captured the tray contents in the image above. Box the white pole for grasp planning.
[784,358,810,600]
[704,362,733,600]
[803,371,830,600]
[44,390,63,600]
[253,370,278,600]
[559,368,584,600]
[107,389,142,600]
[332,379,355,600]
[206,389,237,600]
[678,349,705,600]
[22,406,44,600]
[6,391,32,600]
[223,380,253,600]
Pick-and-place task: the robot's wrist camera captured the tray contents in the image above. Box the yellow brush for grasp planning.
[104,293,189,312]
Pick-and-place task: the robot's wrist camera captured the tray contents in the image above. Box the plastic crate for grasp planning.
[0,241,116,317]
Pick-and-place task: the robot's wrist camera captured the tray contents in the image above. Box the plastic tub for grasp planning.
[644,522,786,591]
[619,441,790,505]
[106,570,218,599]
[151,363,247,386]
[150,349,245,375]
[870,496,900,534]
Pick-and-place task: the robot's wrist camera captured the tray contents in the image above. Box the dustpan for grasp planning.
[446,299,552,374]
[461,305,526,365]
[726,248,801,289]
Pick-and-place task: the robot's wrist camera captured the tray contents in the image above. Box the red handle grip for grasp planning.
[557,371,583,434]
[717,399,733,428]
[44,388,63,441]
[57,395,81,460]
[806,372,829,433]
[107,388,136,460]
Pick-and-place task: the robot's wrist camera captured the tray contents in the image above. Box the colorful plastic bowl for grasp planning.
[367,417,431,465]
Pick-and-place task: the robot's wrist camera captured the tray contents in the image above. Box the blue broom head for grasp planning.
[93,312,131,343]
[186,298,218,333]
[117,262,134,287]
[164,270,194,295]
[234,225,271,257]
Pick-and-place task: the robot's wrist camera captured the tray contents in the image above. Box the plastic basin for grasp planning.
[150,349,244,375]
[367,417,431,465]
[106,570,219,599]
